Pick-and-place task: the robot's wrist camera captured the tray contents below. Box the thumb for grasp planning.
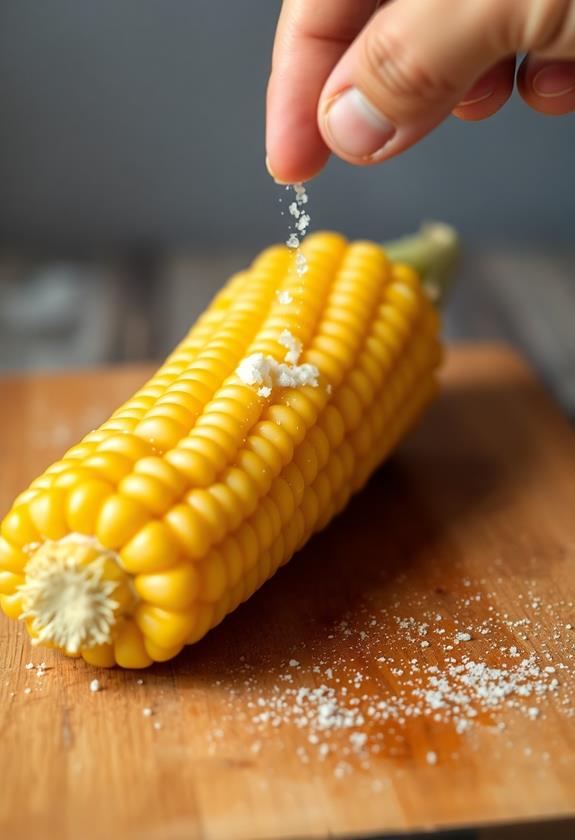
[318,0,521,164]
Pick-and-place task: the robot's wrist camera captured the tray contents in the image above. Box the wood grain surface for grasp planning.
[1,344,574,840]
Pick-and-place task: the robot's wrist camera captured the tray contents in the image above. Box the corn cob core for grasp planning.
[0,230,450,669]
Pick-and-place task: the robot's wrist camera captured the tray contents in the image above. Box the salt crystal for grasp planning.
[143,707,153,717]
[349,732,367,751]
[236,350,319,396]
[276,290,293,305]
[426,750,438,765]
[89,679,101,693]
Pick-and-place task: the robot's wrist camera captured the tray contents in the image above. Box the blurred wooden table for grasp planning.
[1,344,575,840]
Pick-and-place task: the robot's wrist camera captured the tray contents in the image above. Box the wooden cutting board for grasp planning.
[1,344,574,840]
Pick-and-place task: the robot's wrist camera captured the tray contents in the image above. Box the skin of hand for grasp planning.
[266,0,575,183]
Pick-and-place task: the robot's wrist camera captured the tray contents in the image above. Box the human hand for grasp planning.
[266,0,575,183]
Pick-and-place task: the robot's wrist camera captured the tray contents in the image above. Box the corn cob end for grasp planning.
[19,535,133,655]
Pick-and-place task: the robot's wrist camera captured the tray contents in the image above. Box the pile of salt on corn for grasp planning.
[0,225,457,668]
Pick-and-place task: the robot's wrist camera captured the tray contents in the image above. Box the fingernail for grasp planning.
[458,85,494,108]
[533,64,575,97]
[323,87,395,159]
[265,155,291,185]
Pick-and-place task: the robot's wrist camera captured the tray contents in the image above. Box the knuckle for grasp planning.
[514,0,574,52]
[361,26,459,108]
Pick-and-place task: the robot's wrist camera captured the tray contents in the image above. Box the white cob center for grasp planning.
[19,536,122,654]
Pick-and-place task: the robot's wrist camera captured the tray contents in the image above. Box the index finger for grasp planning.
[266,0,377,183]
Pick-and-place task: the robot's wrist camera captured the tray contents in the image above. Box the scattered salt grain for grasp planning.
[25,662,34,670]
[527,707,540,719]
[279,329,302,365]
[236,350,320,397]
[89,679,101,693]
[276,290,293,305]
[426,751,438,765]
[136,678,144,686]
[142,707,153,717]
[349,732,368,751]
[289,659,300,668]
[24,687,32,695]
[455,632,472,643]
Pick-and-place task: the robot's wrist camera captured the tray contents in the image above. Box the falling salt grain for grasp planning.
[284,183,310,276]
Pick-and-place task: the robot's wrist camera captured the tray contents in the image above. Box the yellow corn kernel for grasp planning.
[66,479,113,534]
[185,603,214,645]
[0,591,24,619]
[28,489,68,540]
[0,570,24,595]
[133,456,187,496]
[121,520,181,573]
[144,638,184,662]
[119,473,176,515]
[135,563,199,610]
[96,494,149,549]
[197,550,228,602]
[135,603,195,649]
[186,489,228,544]
[83,452,133,483]
[0,537,26,573]
[1,507,38,548]
[98,433,152,462]
[164,447,217,487]
[82,643,116,668]
[165,504,211,559]
[114,620,153,669]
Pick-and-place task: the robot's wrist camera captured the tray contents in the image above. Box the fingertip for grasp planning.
[452,88,512,121]
[517,57,575,116]
[452,59,515,122]
[266,71,331,183]
[265,145,330,185]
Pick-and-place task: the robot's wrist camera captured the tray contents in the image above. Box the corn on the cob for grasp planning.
[0,227,456,668]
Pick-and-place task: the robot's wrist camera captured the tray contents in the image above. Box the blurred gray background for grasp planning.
[0,1,574,409]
